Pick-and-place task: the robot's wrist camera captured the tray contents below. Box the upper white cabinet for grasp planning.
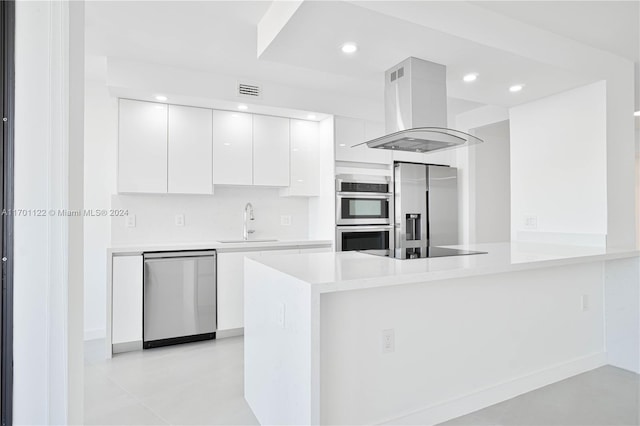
[334,116,391,164]
[213,110,253,186]
[253,115,290,186]
[168,105,213,194]
[118,99,321,195]
[281,119,320,197]
[118,99,168,193]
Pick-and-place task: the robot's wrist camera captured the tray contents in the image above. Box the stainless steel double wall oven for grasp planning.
[335,174,394,252]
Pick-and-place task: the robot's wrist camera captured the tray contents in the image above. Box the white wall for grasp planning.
[510,82,607,246]
[15,1,84,423]
[636,128,640,247]
[111,187,310,246]
[471,120,510,243]
[455,105,510,245]
[84,58,117,340]
[308,117,335,243]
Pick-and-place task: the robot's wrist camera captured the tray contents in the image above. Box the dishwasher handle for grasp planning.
[144,250,216,259]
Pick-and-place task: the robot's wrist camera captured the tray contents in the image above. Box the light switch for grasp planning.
[524,215,538,230]
[125,215,136,228]
[175,214,185,227]
[280,215,292,226]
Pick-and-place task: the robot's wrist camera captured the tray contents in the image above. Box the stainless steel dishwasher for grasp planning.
[143,250,216,348]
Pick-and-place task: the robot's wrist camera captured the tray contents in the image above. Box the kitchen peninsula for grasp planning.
[244,242,639,425]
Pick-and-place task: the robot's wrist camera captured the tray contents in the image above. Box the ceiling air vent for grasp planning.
[237,82,262,99]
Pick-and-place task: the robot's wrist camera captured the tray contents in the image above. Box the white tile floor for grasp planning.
[85,338,639,425]
[84,337,258,425]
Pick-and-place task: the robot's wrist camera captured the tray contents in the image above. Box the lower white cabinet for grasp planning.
[217,247,331,331]
[112,255,143,345]
[111,247,333,347]
[217,251,250,331]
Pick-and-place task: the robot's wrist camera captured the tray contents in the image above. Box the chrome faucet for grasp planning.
[243,202,255,241]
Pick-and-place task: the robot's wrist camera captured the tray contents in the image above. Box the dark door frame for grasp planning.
[1,0,15,424]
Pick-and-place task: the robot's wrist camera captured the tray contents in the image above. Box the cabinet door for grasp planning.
[168,105,213,194]
[217,252,250,331]
[112,255,143,345]
[213,111,253,185]
[334,116,391,164]
[218,249,301,331]
[287,119,320,196]
[253,115,290,186]
[118,99,168,193]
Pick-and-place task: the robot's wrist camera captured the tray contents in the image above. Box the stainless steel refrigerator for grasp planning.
[394,162,459,258]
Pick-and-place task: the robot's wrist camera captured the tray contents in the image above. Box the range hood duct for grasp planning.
[357,57,483,153]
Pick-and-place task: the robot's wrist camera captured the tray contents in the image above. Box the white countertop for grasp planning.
[249,242,639,293]
[108,239,332,254]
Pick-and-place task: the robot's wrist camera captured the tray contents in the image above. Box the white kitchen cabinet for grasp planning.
[213,110,253,185]
[112,255,143,345]
[217,248,304,331]
[168,105,213,194]
[118,99,168,193]
[253,115,290,186]
[334,116,391,164]
[217,251,248,331]
[281,119,320,196]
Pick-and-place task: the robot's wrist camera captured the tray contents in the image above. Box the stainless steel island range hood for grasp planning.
[356,57,483,153]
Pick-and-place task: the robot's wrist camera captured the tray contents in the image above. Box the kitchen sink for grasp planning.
[217,239,278,243]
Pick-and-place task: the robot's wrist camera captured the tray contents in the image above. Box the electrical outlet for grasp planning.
[277,303,286,329]
[524,215,538,230]
[125,215,136,228]
[175,214,185,227]
[581,294,589,311]
[280,215,292,226]
[382,329,395,353]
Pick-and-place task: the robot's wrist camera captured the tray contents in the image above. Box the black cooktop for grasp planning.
[358,247,487,260]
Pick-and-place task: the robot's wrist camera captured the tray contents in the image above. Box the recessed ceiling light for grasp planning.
[634,111,640,117]
[238,104,248,110]
[509,84,524,93]
[307,114,317,120]
[463,73,478,83]
[339,144,346,147]
[341,43,358,54]
[155,95,168,101]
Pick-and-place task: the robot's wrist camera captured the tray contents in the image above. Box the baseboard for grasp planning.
[84,328,106,341]
[379,352,607,425]
[112,340,143,354]
[216,327,244,339]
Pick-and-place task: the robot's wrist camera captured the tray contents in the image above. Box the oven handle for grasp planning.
[336,192,392,198]
[337,225,394,232]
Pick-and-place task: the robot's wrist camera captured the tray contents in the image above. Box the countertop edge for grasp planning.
[314,249,640,294]
[107,239,333,255]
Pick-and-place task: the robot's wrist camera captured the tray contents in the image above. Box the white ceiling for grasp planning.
[85,0,639,113]
[85,1,383,101]
[474,1,639,62]
[258,1,600,107]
